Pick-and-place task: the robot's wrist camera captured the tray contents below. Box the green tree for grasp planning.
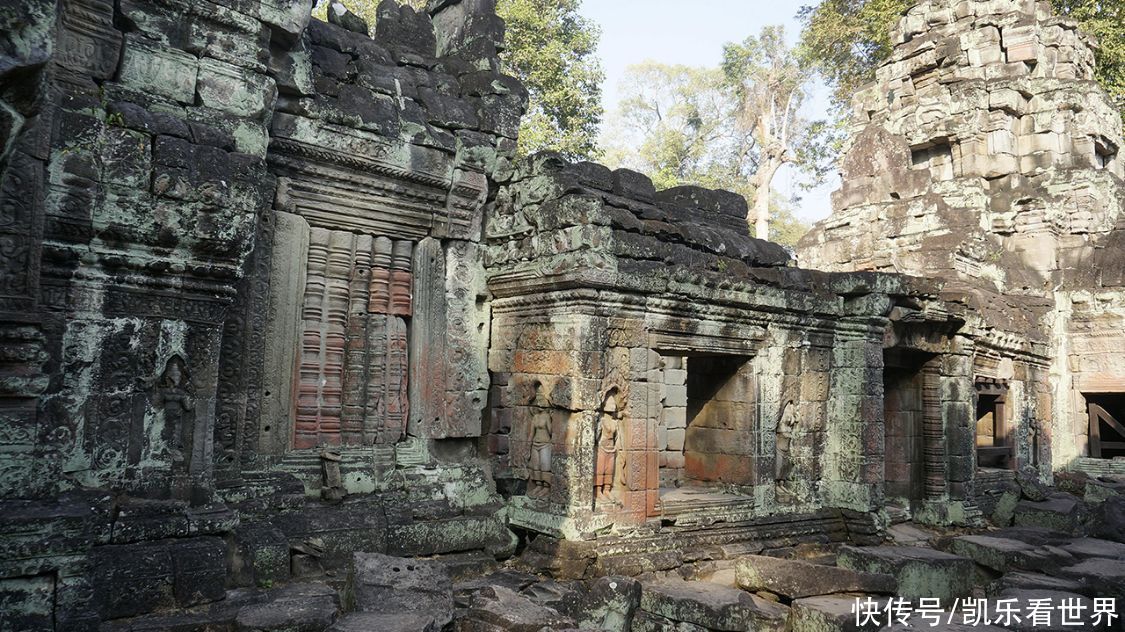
[795,0,911,116]
[604,63,754,194]
[312,0,604,160]
[603,61,811,247]
[798,0,1125,120]
[496,0,604,160]
[723,26,830,240]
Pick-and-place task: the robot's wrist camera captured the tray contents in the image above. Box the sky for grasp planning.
[578,0,838,223]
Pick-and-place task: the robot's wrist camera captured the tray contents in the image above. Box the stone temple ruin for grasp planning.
[1,0,1123,630]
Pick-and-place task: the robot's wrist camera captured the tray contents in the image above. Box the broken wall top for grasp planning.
[268,0,528,241]
[486,153,954,322]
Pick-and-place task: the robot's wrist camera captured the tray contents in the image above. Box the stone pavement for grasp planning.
[97,486,1123,631]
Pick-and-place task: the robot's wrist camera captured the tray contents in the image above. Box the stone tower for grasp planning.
[798,0,1123,288]
[798,0,1125,476]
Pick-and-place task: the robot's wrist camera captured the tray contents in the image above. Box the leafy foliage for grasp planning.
[722,27,833,237]
[1051,0,1125,114]
[796,0,912,115]
[604,63,755,195]
[602,61,812,247]
[496,0,604,160]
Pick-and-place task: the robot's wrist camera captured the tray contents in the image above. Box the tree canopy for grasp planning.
[722,26,831,240]
[602,60,814,247]
[496,0,604,160]
[603,63,754,195]
[1051,0,1125,113]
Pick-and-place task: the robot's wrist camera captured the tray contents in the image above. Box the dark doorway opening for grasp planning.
[1086,393,1125,459]
[975,379,1012,469]
[883,349,935,509]
[683,355,756,489]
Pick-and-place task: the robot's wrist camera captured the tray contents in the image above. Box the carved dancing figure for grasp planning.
[528,407,553,498]
[595,388,624,504]
[155,356,196,501]
[774,399,797,493]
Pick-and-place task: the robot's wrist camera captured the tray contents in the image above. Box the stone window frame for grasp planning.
[1084,393,1125,459]
[974,378,1013,470]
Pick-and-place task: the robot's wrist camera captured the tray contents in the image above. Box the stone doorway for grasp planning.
[975,379,1012,469]
[657,354,756,503]
[1085,393,1125,459]
[883,349,935,510]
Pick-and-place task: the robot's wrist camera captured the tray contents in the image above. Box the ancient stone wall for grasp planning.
[484,154,980,572]
[0,0,526,626]
[6,0,1118,626]
[796,0,1125,485]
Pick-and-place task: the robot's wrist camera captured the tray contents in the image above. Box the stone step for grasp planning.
[735,555,896,600]
[949,534,1076,573]
[836,545,975,601]
[638,577,789,632]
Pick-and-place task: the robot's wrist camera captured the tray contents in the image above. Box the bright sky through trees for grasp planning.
[580,0,838,224]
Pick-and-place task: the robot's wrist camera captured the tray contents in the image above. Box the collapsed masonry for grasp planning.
[0,0,1123,630]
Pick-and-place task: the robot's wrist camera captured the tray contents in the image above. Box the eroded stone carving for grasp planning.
[595,387,625,505]
[527,390,553,500]
[153,355,198,502]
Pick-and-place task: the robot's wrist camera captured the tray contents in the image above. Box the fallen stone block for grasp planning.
[519,579,587,615]
[639,577,789,632]
[349,552,453,627]
[235,583,339,632]
[990,488,1020,527]
[1057,558,1125,601]
[991,571,1088,597]
[437,551,504,581]
[1088,496,1125,544]
[789,594,890,632]
[517,535,597,580]
[949,535,1074,573]
[995,588,1112,632]
[836,546,975,601]
[630,610,708,631]
[1061,537,1125,560]
[988,526,1073,546]
[458,585,575,631]
[1085,478,1125,504]
[327,612,439,632]
[232,523,291,587]
[1012,494,1087,534]
[1016,470,1051,501]
[454,570,540,608]
[570,576,641,632]
[734,555,896,599]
